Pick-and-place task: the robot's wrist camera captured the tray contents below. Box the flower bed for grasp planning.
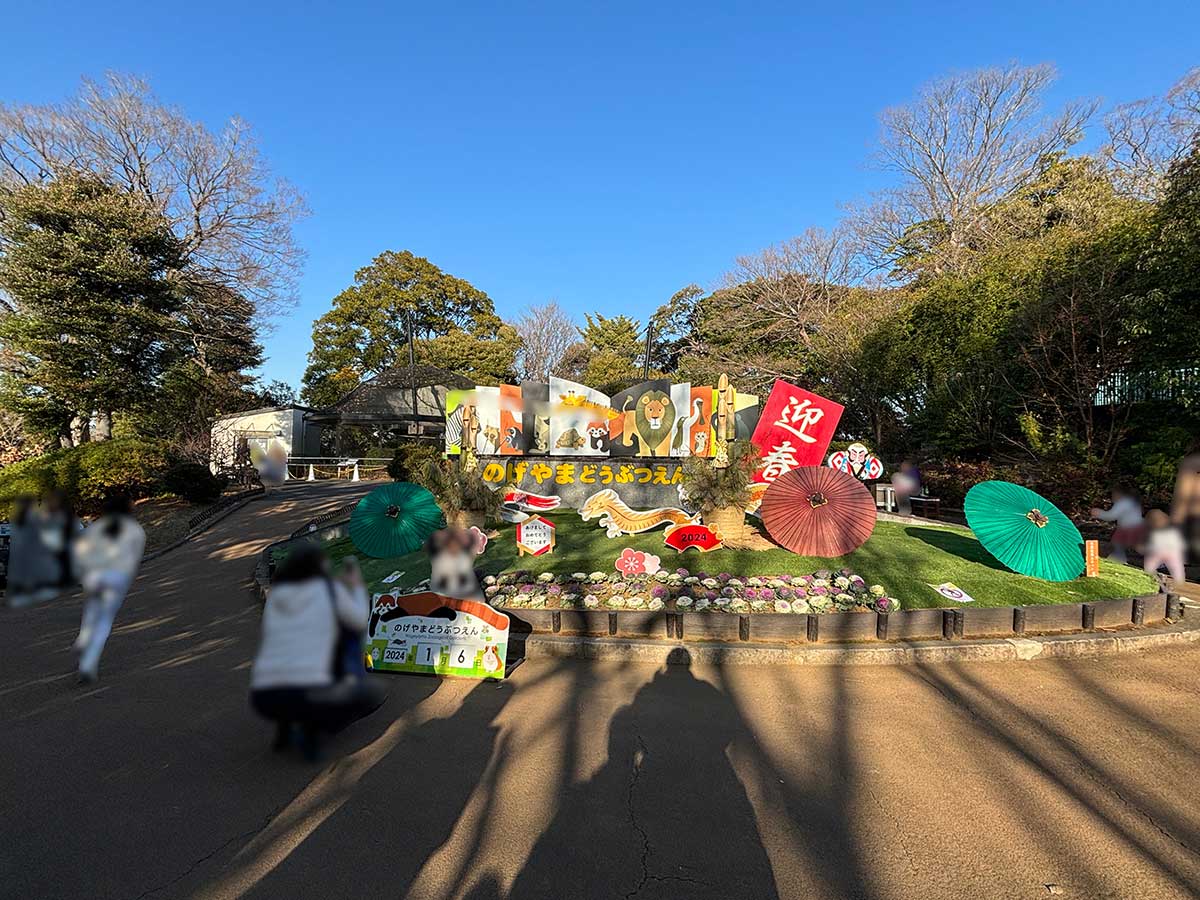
[476,566,899,615]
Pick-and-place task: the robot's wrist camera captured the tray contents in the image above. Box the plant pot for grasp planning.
[702,506,745,542]
[447,510,486,531]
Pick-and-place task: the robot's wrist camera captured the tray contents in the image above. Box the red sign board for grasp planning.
[750,380,844,484]
[664,523,725,553]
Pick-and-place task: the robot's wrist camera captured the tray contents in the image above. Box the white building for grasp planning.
[209,405,325,473]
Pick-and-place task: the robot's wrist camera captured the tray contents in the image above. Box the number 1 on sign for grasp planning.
[415,643,441,668]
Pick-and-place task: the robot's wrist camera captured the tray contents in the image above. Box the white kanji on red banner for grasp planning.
[750,380,844,483]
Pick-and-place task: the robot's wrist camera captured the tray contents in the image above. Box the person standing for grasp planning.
[1144,509,1187,585]
[1090,485,1145,565]
[6,496,59,607]
[42,489,81,591]
[1171,443,1200,568]
[71,494,145,682]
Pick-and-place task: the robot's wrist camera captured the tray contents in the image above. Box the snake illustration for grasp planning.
[579,489,700,538]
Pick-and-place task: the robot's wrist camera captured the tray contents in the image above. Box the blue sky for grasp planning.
[3,1,1198,390]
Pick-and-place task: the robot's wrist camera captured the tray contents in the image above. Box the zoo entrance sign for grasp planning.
[445,376,845,508]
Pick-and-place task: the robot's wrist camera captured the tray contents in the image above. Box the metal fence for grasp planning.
[1094,366,1200,406]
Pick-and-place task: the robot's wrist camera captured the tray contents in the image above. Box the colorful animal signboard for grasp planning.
[663,523,725,553]
[750,380,844,484]
[828,443,884,481]
[515,515,556,556]
[445,376,759,461]
[367,592,509,679]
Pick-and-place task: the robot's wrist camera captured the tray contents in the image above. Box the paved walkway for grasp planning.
[3,482,1200,899]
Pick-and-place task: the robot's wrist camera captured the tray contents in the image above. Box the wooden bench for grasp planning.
[909,496,941,519]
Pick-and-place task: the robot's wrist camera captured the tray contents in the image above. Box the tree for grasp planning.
[0,175,185,446]
[851,62,1095,277]
[421,324,521,385]
[513,301,575,381]
[301,250,504,404]
[0,73,307,318]
[1103,67,1200,200]
[555,313,645,393]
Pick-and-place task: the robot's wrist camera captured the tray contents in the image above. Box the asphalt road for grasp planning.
[2,481,1199,900]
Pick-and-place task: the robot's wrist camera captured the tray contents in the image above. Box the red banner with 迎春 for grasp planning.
[750,380,844,484]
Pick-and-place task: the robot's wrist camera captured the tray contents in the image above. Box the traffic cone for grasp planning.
[352,462,360,482]
[307,464,315,481]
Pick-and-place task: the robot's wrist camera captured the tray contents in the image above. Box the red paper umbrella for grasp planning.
[760,467,878,557]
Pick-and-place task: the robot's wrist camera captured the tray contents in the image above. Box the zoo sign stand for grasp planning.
[367,592,510,679]
[516,515,556,556]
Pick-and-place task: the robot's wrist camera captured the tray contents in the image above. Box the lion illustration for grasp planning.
[635,391,675,456]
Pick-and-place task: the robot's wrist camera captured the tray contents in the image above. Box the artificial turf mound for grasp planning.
[314,513,1156,610]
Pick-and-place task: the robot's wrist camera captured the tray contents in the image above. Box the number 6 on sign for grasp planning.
[416,643,442,668]
[449,645,474,669]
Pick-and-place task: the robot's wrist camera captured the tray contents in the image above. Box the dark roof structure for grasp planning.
[313,364,474,427]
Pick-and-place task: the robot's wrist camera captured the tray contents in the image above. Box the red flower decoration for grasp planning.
[615,548,647,575]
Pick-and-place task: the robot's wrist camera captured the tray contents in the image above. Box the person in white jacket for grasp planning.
[72,494,146,682]
[251,542,385,758]
[1090,485,1145,565]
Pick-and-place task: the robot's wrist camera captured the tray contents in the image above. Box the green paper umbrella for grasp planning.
[349,482,446,558]
[964,481,1084,582]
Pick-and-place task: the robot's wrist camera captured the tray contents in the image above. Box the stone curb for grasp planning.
[521,616,1200,667]
[143,489,264,563]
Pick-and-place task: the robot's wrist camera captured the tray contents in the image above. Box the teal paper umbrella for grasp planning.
[964,481,1084,581]
[349,482,446,558]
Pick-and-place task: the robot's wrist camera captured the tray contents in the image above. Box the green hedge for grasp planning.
[0,438,171,514]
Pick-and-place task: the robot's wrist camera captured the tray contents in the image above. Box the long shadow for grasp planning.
[904,526,1006,572]
[507,649,780,900]
[713,660,876,899]
[909,662,1200,895]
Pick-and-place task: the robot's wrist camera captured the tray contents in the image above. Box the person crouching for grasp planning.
[250,543,386,759]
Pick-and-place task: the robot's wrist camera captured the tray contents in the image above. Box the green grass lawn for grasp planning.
[305,512,1156,610]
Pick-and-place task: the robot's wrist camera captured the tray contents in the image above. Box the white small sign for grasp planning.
[932,582,975,603]
[381,570,406,584]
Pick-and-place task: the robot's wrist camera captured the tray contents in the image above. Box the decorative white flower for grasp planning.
[747,576,764,587]
[529,596,548,608]
[714,597,731,609]
[750,600,770,613]
[835,592,855,603]
[834,576,851,589]
[572,572,588,581]
[694,598,711,611]
[730,599,750,614]
[701,578,719,589]
[590,571,607,583]
[484,585,500,597]
[626,595,647,609]
[791,599,812,614]
[483,575,497,586]
[869,584,886,596]
[676,596,694,609]
[583,594,600,608]
[774,600,791,613]
[648,598,665,611]
[654,570,670,582]
[684,576,700,585]
[812,578,830,589]
[537,572,555,583]
[769,579,787,589]
[607,596,626,609]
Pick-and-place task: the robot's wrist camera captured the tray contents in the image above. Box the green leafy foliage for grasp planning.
[0,439,171,514]
[423,458,502,520]
[162,462,225,504]
[386,440,442,485]
[679,441,760,512]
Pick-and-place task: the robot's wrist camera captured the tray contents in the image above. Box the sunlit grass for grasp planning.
[300,513,1156,610]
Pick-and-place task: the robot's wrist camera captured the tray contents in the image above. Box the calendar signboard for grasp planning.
[366,592,509,679]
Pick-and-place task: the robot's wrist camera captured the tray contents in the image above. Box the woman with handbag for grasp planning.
[250,543,386,759]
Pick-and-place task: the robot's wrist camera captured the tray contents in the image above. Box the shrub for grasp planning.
[679,440,759,512]
[162,461,225,504]
[424,457,502,521]
[0,438,171,514]
[387,440,442,486]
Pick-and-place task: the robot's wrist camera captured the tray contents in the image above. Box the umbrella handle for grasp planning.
[1025,509,1049,528]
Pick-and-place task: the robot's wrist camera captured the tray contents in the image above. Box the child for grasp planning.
[1090,486,1144,565]
[1143,509,1186,584]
